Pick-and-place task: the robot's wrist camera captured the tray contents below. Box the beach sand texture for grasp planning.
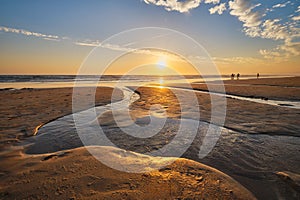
[1,77,300,199]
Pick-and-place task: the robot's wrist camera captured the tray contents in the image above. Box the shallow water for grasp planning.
[23,86,300,199]
[166,86,300,109]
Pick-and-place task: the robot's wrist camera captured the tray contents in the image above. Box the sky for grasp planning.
[0,0,299,75]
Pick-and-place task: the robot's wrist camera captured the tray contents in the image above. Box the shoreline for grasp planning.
[0,75,297,90]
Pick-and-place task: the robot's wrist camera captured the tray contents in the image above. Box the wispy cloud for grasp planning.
[74,38,188,63]
[272,1,290,8]
[204,0,220,4]
[213,56,271,66]
[0,25,183,61]
[0,26,60,41]
[209,3,226,15]
[74,40,100,47]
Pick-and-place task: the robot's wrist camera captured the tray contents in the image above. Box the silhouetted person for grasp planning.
[257,73,260,79]
[237,73,240,80]
[231,73,235,80]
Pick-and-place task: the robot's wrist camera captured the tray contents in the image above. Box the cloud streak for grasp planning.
[272,1,290,8]
[0,26,60,41]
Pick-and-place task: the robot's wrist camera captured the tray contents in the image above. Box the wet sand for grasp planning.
[0,86,255,199]
[191,76,300,101]
[0,87,123,150]
[1,146,254,200]
[1,77,300,199]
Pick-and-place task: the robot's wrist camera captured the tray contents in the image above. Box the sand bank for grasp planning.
[0,146,255,200]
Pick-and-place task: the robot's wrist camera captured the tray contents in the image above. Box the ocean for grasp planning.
[0,74,271,89]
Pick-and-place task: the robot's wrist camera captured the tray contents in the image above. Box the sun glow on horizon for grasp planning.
[157,56,167,70]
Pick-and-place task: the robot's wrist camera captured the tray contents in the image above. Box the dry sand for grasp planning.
[0,86,255,199]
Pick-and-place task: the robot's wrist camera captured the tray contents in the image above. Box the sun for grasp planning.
[157,56,167,70]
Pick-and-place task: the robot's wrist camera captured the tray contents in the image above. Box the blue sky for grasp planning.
[0,0,299,74]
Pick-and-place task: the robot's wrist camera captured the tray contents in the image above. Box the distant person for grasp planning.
[231,73,235,80]
[237,73,240,80]
[257,73,260,79]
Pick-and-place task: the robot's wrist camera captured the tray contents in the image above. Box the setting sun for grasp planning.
[157,56,167,70]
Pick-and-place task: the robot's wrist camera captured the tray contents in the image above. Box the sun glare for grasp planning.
[157,56,167,70]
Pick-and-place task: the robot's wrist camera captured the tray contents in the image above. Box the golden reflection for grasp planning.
[33,124,44,136]
[158,77,165,89]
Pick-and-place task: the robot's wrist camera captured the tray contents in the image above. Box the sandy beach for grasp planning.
[1,77,300,199]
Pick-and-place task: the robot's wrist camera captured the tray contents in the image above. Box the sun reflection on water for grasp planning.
[158,78,165,88]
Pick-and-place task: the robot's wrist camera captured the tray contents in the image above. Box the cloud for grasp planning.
[141,0,298,64]
[42,37,60,41]
[209,3,226,15]
[227,0,300,61]
[0,26,60,41]
[0,25,184,62]
[292,15,300,21]
[204,0,220,4]
[272,1,290,8]
[74,39,187,62]
[74,42,99,47]
[259,49,287,62]
[228,0,262,27]
[259,19,289,40]
[74,39,100,47]
[273,4,285,8]
[3,0,300,65]
[143,0,201,13]
[213,56,270,66]
[245,17,300,60]
[259,36,300,62]
[281,40,300,56]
